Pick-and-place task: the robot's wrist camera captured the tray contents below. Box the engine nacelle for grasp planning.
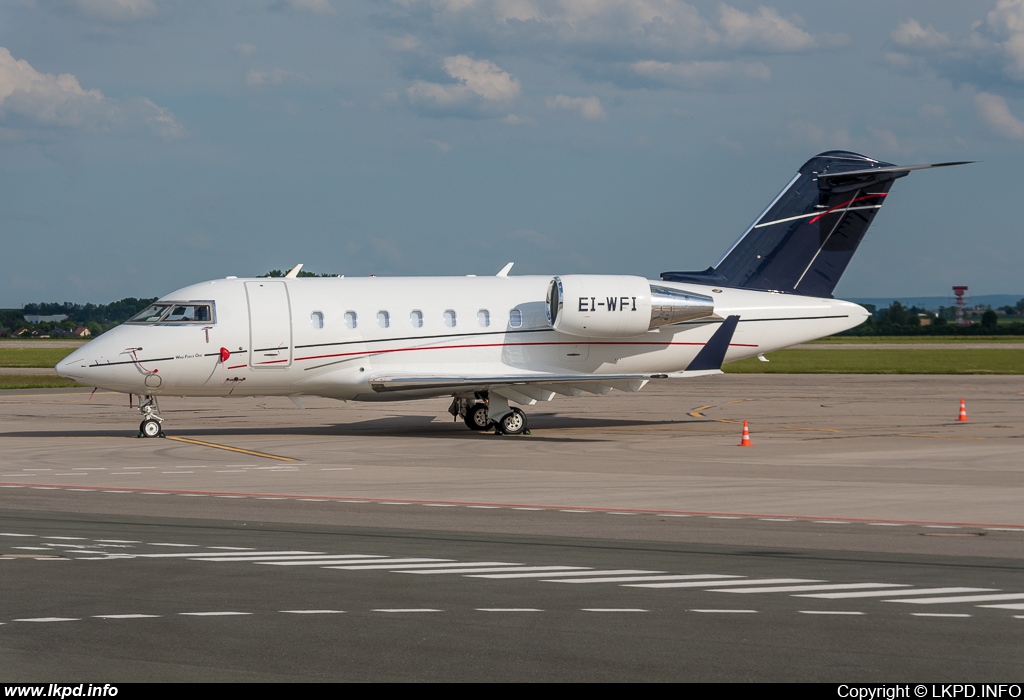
[547,275,714,338]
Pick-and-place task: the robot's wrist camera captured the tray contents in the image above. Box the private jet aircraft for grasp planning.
[56,151,965,437]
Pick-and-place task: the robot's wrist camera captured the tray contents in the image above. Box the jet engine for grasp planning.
[546,275,714,338]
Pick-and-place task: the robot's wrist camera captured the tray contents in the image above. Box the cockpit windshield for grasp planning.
[127,302,215,325]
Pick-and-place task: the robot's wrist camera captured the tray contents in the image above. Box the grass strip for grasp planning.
[725,349,1024,374]
[809,335,1024,344]
[0,375,84,389]
[0,348,76,368]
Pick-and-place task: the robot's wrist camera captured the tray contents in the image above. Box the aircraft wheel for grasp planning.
[497,408,527,436]
[140,419,162,438]
[464,403,490,431]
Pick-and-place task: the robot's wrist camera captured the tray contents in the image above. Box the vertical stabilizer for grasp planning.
[661,151,969,297]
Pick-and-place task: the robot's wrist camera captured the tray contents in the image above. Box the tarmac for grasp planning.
[0,374,1020,528]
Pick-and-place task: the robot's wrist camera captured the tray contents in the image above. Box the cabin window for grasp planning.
[311,311,324,329]
[127,302,215,325]
[509,309,523,328]
[477,309,490,327]
[377,310,390,329]
[443,309,457,328]
[410,310,423,328]
[344,311,358,329]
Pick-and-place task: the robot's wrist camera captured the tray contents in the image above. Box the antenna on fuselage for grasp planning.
[285,264,304,278]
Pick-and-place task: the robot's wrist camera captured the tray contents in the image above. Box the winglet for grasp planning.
[685,315,739,372]
[496,262,514,277]
[285,264,304,278]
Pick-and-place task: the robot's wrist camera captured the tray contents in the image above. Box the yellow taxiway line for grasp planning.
[165,436,299,462]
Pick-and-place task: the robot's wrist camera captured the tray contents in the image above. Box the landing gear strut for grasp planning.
[449,394,529,436]
[136,395,165,438]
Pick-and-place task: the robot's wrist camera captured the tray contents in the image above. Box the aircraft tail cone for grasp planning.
[738,420,753,447]
[957,398,969,422]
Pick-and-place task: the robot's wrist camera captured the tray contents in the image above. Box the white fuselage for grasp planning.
[56,275,868,402]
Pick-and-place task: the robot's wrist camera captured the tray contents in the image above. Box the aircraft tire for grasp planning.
[140,419,162,438]
[497,408,527,436]
[464,403,490,431]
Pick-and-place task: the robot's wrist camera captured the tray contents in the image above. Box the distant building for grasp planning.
[23,314,69,324]
[72,327,91,338]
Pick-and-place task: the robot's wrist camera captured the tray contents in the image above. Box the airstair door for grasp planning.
[245,281,293,369]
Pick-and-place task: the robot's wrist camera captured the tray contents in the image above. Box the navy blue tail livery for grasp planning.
[661,151,970,298]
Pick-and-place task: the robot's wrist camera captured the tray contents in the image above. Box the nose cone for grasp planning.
[55,346,90,381]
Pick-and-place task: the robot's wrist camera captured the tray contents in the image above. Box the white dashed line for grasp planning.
[373,609,441,613]
[690,609,758,614]
[14,617,80,622]
[280,610,345,614]
[799,611,865,615]
[93,614,160,619]
[582,609,647,613]
[476,608,543,612]
[179,612,252,616]
[911,613,972,618]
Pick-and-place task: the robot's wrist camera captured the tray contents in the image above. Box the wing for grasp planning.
[367,315,740,404]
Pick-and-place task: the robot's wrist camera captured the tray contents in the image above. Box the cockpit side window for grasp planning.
[126,302,215,325]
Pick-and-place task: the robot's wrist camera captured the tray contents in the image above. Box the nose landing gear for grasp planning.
[136,396,166,438]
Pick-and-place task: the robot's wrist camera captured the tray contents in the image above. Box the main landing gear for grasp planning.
[449,393,529,436]
[136,395,166,438]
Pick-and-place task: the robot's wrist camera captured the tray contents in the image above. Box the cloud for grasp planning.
[245,68,311,88]
[388,1,834,93]
[631,59,770,88]
[233,43,258,58]
[406,55,520,116]
[71,0,158,21]
[545,94,606,120]
[889,1,1024,89]
[718,5,817,52]
[275,0,335,14]
[0,47,182,138]
[975,91,1024,138]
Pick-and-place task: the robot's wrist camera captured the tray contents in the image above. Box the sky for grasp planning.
[1,0,1022,306]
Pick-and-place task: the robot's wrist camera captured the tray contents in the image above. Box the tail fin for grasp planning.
[661,151,969,298]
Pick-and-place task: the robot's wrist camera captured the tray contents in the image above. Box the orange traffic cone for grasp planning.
[957,398,969,422]
[738,420,753,446]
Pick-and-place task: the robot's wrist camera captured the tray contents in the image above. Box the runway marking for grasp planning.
[888,593,1024,605]
[374,609,441,613]
[689,609,757,614]
[165,436,299,462]
[582,609,647,613]
[477,608,543,612]
[179,611,252,616]
[473,569,651,581]
[629,578,821,589]
[548,574,733,584]
[281,610,345,614]
[403,565,555,575]
[911,613,972,618]
[715,583,909,594]
[147,542,198,547]
[977,603,1024,610]
[783,426,842,433]
[130,550,322,559]
[14,617,80,622]
[93,614,159,619]
[799,587,995,599]
[799,611,865,615]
